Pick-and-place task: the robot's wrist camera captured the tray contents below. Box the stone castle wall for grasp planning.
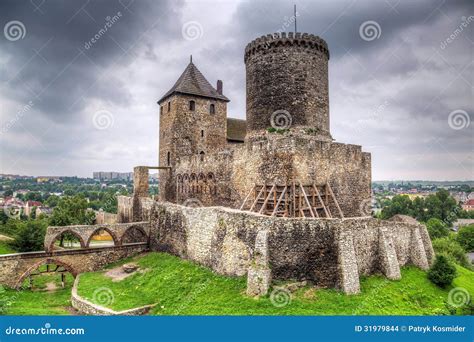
[145,201,433,294]
[94,210,117,225]
[117,196,133,223]
[174,133,371,217]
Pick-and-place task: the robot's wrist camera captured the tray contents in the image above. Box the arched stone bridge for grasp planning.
[44,222,150,252]
[0,222,151,289]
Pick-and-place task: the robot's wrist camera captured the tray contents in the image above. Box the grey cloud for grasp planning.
[0,0,184,119]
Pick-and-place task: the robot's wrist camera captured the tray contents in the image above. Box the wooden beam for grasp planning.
[299,181,315,217]
[239,186,255,210]
[271,186,287,216]
[259,184,276,214]
[249,185,266,212]
[312,183,330,218]
[326,182,344,218]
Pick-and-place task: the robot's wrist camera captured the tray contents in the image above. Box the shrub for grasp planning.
[428,255,457,287]
[456,224,474,252]
[425,218,449,239]
[9,220,47,252]
[432,236,470,268]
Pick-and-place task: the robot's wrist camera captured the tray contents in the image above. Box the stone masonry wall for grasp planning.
[159,94,228,203]
[245,32,331,137]
[173,133,371,217]
[0,243,147,288]
[148,201,433,294]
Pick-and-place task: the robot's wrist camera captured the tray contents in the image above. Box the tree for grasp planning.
[432,236,470,268]
[427,255,457,287]
[381,195,413,219]
[49,195,95,226]
[381,190,461,225]
[425,218,449,239]
[0,211,9,225]
[24,192,43,202]
[9,220,47,252]
[457,225,474,252]
[44,195,60,208]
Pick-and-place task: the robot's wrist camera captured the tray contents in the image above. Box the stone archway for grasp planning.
[48,230,86,252]
[120,225,148,245]
[85,227,119,247]
[16,258,78,289]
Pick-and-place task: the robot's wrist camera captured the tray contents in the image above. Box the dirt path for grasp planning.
[105,266,135,282]
[45,282,58,292]
[0,234,13,241]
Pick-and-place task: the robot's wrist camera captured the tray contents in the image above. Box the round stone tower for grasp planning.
[244,32,331,138]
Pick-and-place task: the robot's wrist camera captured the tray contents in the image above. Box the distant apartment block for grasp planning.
[92,172,134,181]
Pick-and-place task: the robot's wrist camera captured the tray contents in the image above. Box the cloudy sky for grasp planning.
[0,0,472,180]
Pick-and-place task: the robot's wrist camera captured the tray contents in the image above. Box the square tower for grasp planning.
[157,59,229,202]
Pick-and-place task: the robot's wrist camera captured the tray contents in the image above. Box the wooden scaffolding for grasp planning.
[25,264,70,289]
[240,181,344,218]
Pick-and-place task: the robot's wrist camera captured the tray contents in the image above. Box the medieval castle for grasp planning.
[156,32,371,217]
[0,32,434,303]
[122,32,434,296]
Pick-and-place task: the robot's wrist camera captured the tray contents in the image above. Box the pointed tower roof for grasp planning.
[158,60,229,103]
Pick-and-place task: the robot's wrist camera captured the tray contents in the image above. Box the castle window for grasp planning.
[201,130,204,138]
[167,102,170,112]
[160,106,163,115]
[199,151,205,161]
[167,151,171,166]
[189,100,195,111]
[209,104,215,114]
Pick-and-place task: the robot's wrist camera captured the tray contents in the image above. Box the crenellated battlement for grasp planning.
[244,32,329,63]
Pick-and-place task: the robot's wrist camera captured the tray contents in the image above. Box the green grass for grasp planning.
[77,252,473,315]
[0,240,14,255]
[0,286,72,315]
[21,273,75,290]
[453,265,474,296]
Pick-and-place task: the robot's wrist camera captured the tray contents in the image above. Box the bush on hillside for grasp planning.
[426,218,449,239]
[428,255,457,287]
[9,220,47,252]
[432,237,471,269]
[456,224,474,252]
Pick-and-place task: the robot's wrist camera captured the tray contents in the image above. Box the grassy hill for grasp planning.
[76,252,473,315]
